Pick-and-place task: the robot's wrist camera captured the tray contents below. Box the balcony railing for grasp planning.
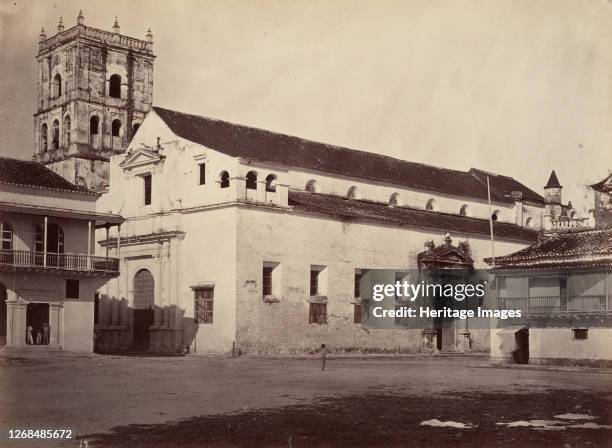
[498,295,608,314]
[0,250,119,275]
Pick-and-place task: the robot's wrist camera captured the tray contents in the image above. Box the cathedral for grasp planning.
[21,13,591,355]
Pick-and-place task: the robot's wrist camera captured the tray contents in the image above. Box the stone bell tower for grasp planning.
[33,11,155,190]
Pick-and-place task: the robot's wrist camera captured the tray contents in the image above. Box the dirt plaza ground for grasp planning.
[0,351,610,447]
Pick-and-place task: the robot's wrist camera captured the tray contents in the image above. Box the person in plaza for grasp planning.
[42,323,50,345]
[320,343,327,371]
[26,325,33,345]
[35,327,42,345]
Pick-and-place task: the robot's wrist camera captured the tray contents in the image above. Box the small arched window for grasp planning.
[265,174,277,192]
[426,199,436,211]
[220,171,230,189]
[41,123,48,152]
[112,119,122,137]
[347,186,360,200]
[63,115,71,146]
[246,171,257,190]
[389,193,400,206]
[491,210,500,222]
[0,220,13,250]
[52,73,62,98]
[525,217,534,228]
[90,116,100,146]
[109,74,121,99]
[90,116,99,135]
[305,180,318,194]
[52,120,60,150]
[460,204,469,216]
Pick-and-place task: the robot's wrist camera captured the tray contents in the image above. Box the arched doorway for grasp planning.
[133,269,154,349]
[0,284,7,346]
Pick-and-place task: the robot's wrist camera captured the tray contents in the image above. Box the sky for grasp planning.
[0,0,610,212]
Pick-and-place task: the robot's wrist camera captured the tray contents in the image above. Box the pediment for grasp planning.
[120,148,164,170]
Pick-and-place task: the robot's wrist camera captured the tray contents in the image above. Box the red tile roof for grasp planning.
[288,190,539,243]
[486,228,612,270]
[153,106,543,205]
[0,157,95,195]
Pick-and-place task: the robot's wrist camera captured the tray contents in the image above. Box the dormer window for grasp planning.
[426,199,436,211]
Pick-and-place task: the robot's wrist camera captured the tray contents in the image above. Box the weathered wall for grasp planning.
[233,205,529,354]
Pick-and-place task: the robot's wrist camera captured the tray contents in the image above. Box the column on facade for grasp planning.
[49,303,63,348]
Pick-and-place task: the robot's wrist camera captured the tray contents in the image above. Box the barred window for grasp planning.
[353,303,362,324]
[572,328,588,340]
[262,266,274,296]
[194,288,214,324]
[354,271,362,298]
[143,174,152,205]
[310,269,319,296]
[199,163,206,185]
[309,302,327,324]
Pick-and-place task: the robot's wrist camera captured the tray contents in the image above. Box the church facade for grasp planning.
[94,107,545,354]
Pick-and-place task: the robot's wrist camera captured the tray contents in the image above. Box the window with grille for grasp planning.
[199,163,206,185]
[353,303,362,324]
[0,221,13,250]
[310,270,319,296]
[133,269,154,309]
[354,271,362,298]
[263,266,274,296]
[35,225,44,252]
[309,302,327,324]
[194,288,214,324]
[66,279,79,299]
[572,328,588,340]
[143,174,152,205]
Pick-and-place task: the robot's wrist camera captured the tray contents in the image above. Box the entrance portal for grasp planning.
[26,303,50,345]
[132,269,154,349]
[0,284,6,346]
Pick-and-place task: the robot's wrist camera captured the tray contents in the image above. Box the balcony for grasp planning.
[0,250,119,276]
[498,295,609,315]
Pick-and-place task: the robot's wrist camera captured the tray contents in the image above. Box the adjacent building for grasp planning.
[488,172,612,367]
[0,157,122,351]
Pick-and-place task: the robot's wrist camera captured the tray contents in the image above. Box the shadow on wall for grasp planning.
[94,295,197,354]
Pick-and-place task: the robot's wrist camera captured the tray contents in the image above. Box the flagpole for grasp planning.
[487,176,495,267]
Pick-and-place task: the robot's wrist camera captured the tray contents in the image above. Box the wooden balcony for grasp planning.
[0,250,119,277]
[498,295,609,315]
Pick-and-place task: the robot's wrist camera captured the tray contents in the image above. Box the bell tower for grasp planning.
[33,11,156,190]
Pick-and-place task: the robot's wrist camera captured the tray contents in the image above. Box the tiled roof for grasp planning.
[0,157,95,195]
[288,190,539,243]
[470,169,545,204]
[486,228,612,270]
[590,173,612,193]
[153,106,543,205]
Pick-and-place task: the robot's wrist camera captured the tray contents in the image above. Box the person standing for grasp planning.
[42,323,50,345]
[320,343,327,371]
[26,325,33,345]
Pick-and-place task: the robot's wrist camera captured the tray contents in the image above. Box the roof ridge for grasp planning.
[153,105,488,177]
